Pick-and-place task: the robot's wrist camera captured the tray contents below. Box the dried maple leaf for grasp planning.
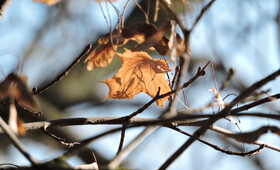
[0,73,40,116]
[102,49,171,108]
[84,26,148,71]
[85,22,172,71]
[85,30,126,70]
[133,21,171,52]
[85,43,117,70]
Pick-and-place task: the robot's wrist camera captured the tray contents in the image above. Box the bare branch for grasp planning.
[108,126,159,169]
[189,0,216,33]
[231,93,280,113]
[116,124,127,155]
[32,44,92,94]
[170,126,265,157]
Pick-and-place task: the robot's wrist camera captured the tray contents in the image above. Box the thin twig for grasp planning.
[120,0,130,28]
[133,0,149,24]
[3,110,280,135]
[170,126,265,157]
[43,125,79,148]
[2,113,278,160]
[220,68,235,90]
[0,163,20,168]
[32,44,92,94]
[116,124,127,155]
[231,93,280,113]
[59,127,125,160]
[159,68,280,169]
[190,68,235,113]
[153,0,160,22]
[189,0,216,33]
[159,0,187,39]
[56,122,271,162]
[108,126,159,169]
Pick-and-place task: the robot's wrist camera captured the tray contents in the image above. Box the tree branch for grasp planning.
[1,112,279,152]
[108,126,159,169]
[170,126,265,157]
[0,0,12,20]
[32,44,92,94]
[0,117,39,166]
[159,68,280,169]
[189,0,216,33]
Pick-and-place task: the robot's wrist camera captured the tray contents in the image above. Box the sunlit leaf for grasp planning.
[102,49,171,108]
[0,73,39,115]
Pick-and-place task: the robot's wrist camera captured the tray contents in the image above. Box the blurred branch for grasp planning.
[52,124,277,165]
[2,112,280,151]
[116,124,126,155]
[2,111,280,134]
[189,0,216,33]
[0,0,12,20]
[170,126,265,157]
[231,93,280,113]
[108,126,159,169]
[37,96,109,165]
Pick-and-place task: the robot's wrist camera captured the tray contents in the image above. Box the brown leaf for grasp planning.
[85,22,172,70]
[127,23,158,39]
[85,44,117,70]
[129,22,186,57]
[154,36,170,55]
[133,21,171,52]
[0,73,39,115]
[84,26,143,70]
[85,30,125,70]
[102,49,171,108]
[17,118,26,136]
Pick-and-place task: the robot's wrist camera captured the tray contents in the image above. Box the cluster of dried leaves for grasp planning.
[85,20,180,108]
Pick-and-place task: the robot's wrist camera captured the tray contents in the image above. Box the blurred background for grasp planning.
[0,0,280,169]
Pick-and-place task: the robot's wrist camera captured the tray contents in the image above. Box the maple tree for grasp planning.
[1,0,280,170]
